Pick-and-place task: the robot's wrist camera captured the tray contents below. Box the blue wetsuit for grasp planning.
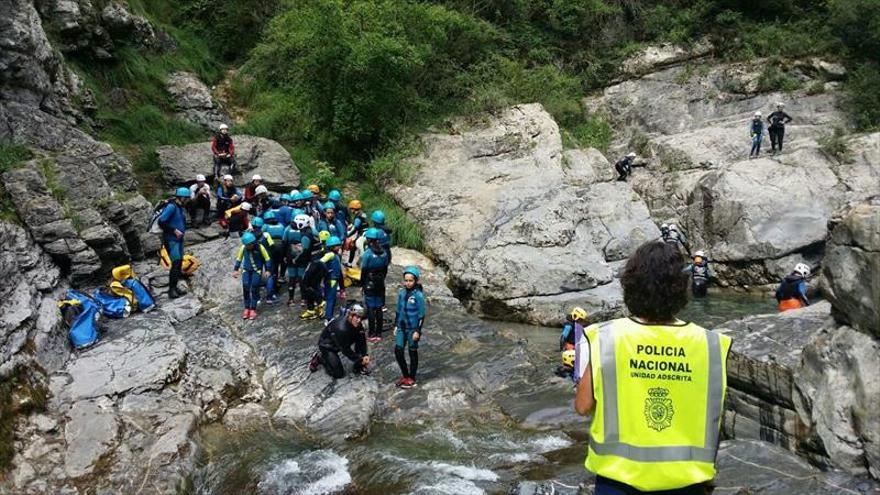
[234,244,272,310]
[394,284,426,380]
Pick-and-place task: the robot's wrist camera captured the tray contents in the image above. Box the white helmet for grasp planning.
[627,152,636,158]
[219,123,229,131]
[794,263,811,278]
[754,111,762,117]
[294,214,311,229]
[660,223,669,230]
[290,189,300,196]
[252,174,262,182]
[222,174,233,181]
[776,102,784,108]
[196,174,206,182]
[694,250,706,258]
[669,224,679,232]
[254,185,268,195]
[240,202,252,211]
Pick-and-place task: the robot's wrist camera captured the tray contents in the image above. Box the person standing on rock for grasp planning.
[767,103,793,154]
[284,214,313,306]
[615,152,637,181]
[749,111,765,159]
[361,228,390,342]
[211,123,236,179]
[188,174,212,226]
[394,266,426,389]
[158,187,190,299]
[574,240,731,495]
[346,199,369,264]
[314,303,370,378]
[262,211,286,305]
[775,263,811,312]
[320,236,345,325]
[216,174,240,221]
[232,232,272,320]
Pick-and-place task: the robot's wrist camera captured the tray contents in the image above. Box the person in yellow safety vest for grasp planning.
[574,241,732,495]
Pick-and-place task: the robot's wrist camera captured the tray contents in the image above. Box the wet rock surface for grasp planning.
[158,135,300,188]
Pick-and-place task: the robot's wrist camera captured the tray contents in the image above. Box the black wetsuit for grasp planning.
[615,156,634,181]
[767,111,792,152]
[318,316,368,378]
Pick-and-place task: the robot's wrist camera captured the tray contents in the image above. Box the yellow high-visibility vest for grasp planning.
[584,318,731,492]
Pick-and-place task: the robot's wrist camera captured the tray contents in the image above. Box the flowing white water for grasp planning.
[257,450,352,495]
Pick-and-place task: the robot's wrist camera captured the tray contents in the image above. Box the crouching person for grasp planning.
[315,304,370,379]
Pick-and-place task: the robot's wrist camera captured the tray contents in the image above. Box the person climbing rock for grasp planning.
[660,223,691,256]
[188,174,212,226]
[232,232,272,320]
[158,187,190,299]
[262,211,286,305]
[216,174,240,220]
[320,236,345,325]
[211,123,236,178]
[244,175,263,202]
[615,152,637,181]
[749,111,765,159]
[283,213,314,306]
[767,102,793,154]
[556,307,587,378]
[315,303,370,379]
[394,266,426,389]
[575,241,731,495]
[776,263,811,311]
[684,250,714,297]
[361,228,390,342]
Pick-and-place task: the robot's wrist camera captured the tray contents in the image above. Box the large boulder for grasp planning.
[822,198,880,336]
[165,71,230,132]
[157,135,300,189]
[388,104,657,325]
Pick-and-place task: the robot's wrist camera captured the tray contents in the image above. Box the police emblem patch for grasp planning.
[644,387,674,431]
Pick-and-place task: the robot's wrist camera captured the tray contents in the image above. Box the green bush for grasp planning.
[173,0,279,62]
[819,126,853,163]
[755,64,801,93]
[561,115,613,152]
[355,181,423,251]
[842,65,880,131]
[829,0,880,62]
[0,143,32,174]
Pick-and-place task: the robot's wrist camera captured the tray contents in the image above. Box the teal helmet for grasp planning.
[251,217,264,229]
[403,266,421,279]
[328,190,342,202]
[300,190,314,200]
[290,192,303,202]
[291,208,305,218]
[263,211,277,221]
[175,187,190,198]
[241,232,257,245]
[365,228,383,240]
[371,210,386,224]
[280,194,291,202]
[323,201,335,211]
[326,236,342,248]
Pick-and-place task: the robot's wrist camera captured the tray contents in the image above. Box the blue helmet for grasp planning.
[403,266,421,279]
[290,192,303,202]
[280,194,291,202]
[365,228,383,240]
[251,217,264,229]
[241,232,257,245]
[323,201,336,211]
[175,187,190,198]
[326,236,342,248]
[300,190,314,200]
[371,210,386,224]
[328,190,342,202]
[263,211,277,222]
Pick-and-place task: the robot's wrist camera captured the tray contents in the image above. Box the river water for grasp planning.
[189,292,774,495]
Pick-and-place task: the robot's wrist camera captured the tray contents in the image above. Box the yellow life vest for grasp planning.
[159,246,201,275]
[584,318,731,492]
[109,264,137,309]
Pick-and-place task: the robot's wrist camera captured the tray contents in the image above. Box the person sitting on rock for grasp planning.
[211,123,236,178]
[252,185,270,217]
[158,187,190,299]
[615,152,637,181]
[216,174,240,220]
[233,232,272,320]
[776,263,811,312]
[224,201,251,238]
[313,303,370,378]
[661,223,691,256]
[244,175,263,202]
[555,306,587,378]
[188,174,212,226]
[684,250,714,297]
[394,266,426,388]
[767,102,793,155]
[361,228,390,342]
[749,111,765,159]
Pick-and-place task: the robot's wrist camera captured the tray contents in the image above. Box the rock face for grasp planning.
[165,71,230,132]
[719,301,880,478]
[388,104,657,325]
[157,135,300,188]
[822,198,880,336]
[586,58,880,286]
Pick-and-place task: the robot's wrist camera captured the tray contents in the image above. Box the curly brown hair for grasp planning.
[621,241,689,321]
